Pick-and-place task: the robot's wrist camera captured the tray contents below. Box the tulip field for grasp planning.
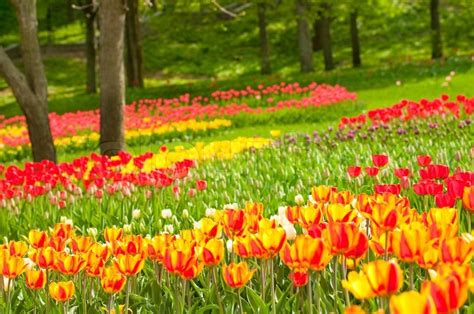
[0,81,473,314]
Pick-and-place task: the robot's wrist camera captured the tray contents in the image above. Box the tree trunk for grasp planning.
[0,0,56,162]
[350,10,361,67]
[257,2,271,75]
[321,2,334,71]
[312,12,323,51]
[46,0,53,44]
[66,0,75,21]
[84,0,97,93]
[296,0,313,72]
[99,0,126,156]
[125,0,144,88]
[430,0,442,59]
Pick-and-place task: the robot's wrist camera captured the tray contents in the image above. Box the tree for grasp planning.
[349,9,361,67]
[257,1,271,74]
[125,0,144,88]
[296,0,313,72]
[430,0,442,59]
[320,1,334,71]
[99,0,126,156]
[312,12,323,51]
[0,0,56,162]
[75,0,98,93]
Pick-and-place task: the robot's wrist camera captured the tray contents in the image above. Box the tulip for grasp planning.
[285,205,301,224]
[344,305,367,314]
[30,247,56,269]
[147,234,174,262]
[416,247,438,269]
[342,271,376,300]
[257,227,286,258]
[426,164,450,180]
[363,260,403,296]
[417,155,432,167]
[55,253,86,275]
[233,235,266,259]
[393,168,410,178]
[326,203,358,223]
[198,217,220,239]
[389,291,436,314]
[1,254,27,278]
[330,190,354,205]
[439,236,473,264]
[426,207,458,239]
[70,236,94,254]
[372,154,389,167]
[365,166,379,177]
[25,269,47,290]
[104,226,123,243]
[113,254,145,276]
[422,274,468,313]
[83,252,105,277]
[326,222,364,255]
[374,184,401,195]
[222,262,255,288]
[280,235,332,271]
[28,229,48,249]
[347,166,361,178]
[434,193,456,208]
[311,185,335,203]
[48,236,67,252]
[49,281,75,302]
[51,223,74,239]
[446,179,468,199]
[289,270,308,287]
[221,209,246,238]
[299,203,323,229]
[101,267,127,294]
[391,222,429,262]
[369,201,399,231]
[462,186,474,212]
[6,240,28,257]
[201,238,224,266]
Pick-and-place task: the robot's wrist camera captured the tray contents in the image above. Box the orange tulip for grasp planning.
[363,260,403,296]
[416,247,439,269]
[311,185,335,203]
[6,240,28,257]
[55,253,86,275]
[342,271,376,300]
[233,235,266,259]
[257,227,286,258]
[51,223,74,239]
[101,267,127,294]
[221,209,246,238]
[26,269,47,290]
[104,226,123,243]
[49,281,75,302]
[198,218,220,239]
[113,254,145,276]
[83,252,105,277]
[285,205,300,224]
[369,232,394,257]
[344,305,367,314]
[70,236,94,254]
[326,204,358,224]
[462,186,474,212]
[391,222,429,262]
[89,242,111,261]
[299,203,323,229]
[244,202,264,217]
[422,274,468,313]
[326,222,364,255]
[30,247,57,269]
[111,234,147,256]
[369,201,399,231]
[28,229,48,249]
[343,230,369,260]
[389,291,436,314]
[48,236,67,252]
[1,254,27,278]
[426,207,458,239]
[222,262,255,288]
[147,234,174,262]
[280,235,332,271]
[355,193,372,217]
[201,238,224,266]
[330,190,354,205]
[439,236,473,264]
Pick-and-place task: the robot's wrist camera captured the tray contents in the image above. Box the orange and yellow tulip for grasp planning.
[363,260,403,296]
[422,274,468,313]
[257,227,286,258]
[222,262,255,288]
[55,253,86,275]
[233,235,266,259]
[439,236,473,264]
[391,222,429,262]
[201,238,224,266]
[462,186,474,212]
[147,234,174,262]
[311,185,335,203]
[25,269,47,290]
[49,281,75,302]
[30,247,57,269]
[342,271,376,300]
[369,202,399,231]
[113,254,146,276]
[28,229,48,249]
[389,291,436,314]
[51,223,74,239]
[6,240,28,257]
[70,236,94,254]
[280,235,332,271]
[298,203,323,229]
[221,209,246,238]
[326,222,364,255]
[101,267,127,294]
[104,226,123,243]
[1,254,27,278]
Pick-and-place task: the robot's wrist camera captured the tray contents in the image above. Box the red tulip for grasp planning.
[394,168,410,178]
[347,166,362,178]
[417,155,432,167]
[435,193,456,208]
[372,154,389,167]
[365,167,379,177]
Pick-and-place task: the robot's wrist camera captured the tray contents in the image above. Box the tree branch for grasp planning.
[211,0,239,18]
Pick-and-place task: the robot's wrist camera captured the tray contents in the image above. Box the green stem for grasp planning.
[212,267,224,314]
[307,271,313,314]
[342,258,350,306]
[238,288,243,314]
[124,276,132,314]
[409,263,414,290]
[315,272,321,313]
[261,259,266,302]
[82,275,87,314]
[270,259,276,314]
[384,231,389,261]
[107,294,114,313]
[333,258,338,312]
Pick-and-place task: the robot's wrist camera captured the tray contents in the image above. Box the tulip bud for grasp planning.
[205,208,216,217]
[226,239,233,253]
[123,224,132,234]
[161,209,172,219]
[87,228,98,238]
[164,224,174,234]
[282,223,297,241]
[182,209,189,219]
[132,209,141,219]
[294,194,304,205]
